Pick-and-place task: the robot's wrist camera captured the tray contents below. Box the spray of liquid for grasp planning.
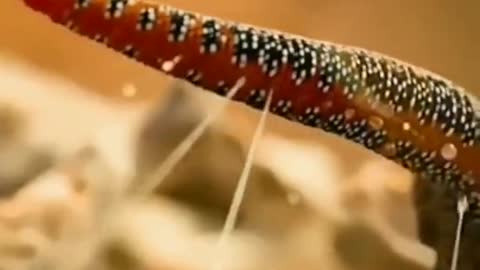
[134,77,246,195]
[210,90,273,270]
[450,195,468,270]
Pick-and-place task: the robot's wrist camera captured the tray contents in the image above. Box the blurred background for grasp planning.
[0,0,478,269]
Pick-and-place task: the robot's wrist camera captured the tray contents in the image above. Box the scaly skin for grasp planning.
[22,0,480,212]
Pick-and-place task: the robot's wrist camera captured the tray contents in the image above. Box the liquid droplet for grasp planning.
[162,61,175,72]
[369,116,384,130]
[441,143,457,160]
[122,83,137,98]
[161,55,182,72]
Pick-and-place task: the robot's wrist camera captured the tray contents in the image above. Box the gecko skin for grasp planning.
[22,0,480,212]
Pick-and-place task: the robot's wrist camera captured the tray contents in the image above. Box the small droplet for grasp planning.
[344,108,356,120]
[441,143,457,160]
[402,122,411,131]
[368,116,384,130]
[122,83,137,98]
[161,61,175,72]
[161,55,182,72]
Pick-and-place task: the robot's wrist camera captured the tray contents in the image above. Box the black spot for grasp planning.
[245,89,267,109]
[137,7,158,31]
[231,26,265,66]
[201,19,223,53]
[168,10,194,42]
[122,45,138,59]
[259,34,288,76]
[288,39,317,81]
[106,0,128,18]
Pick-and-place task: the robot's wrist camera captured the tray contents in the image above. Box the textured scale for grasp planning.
[23,0,480,212]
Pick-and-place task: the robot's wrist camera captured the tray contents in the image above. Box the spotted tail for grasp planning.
[22,0,480,211]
